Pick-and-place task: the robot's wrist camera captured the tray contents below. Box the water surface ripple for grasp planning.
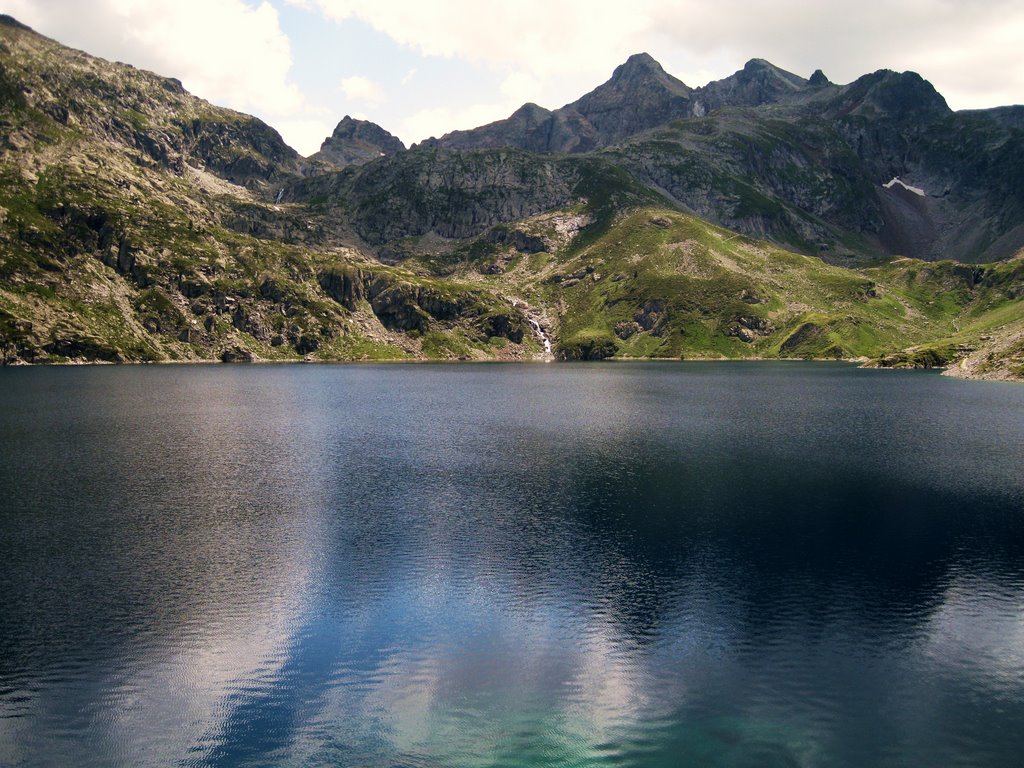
[1,362,1023,767]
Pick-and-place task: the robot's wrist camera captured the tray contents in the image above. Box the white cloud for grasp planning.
[274,118,335,156]
[293,0,1024,111]
[499,71,543,103]
[340,75,386,105]
[291,0,651,78]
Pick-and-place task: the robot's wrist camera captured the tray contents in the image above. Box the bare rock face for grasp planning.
[690,59,808,115]
[317,266,527,341]
[310,116,405,168]
[808,69,831,88]
[569,53,693,145]
[292,147,579,244]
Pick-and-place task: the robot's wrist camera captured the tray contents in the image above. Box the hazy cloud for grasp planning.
[274,117,335,156]
[340,75,386,105]
[297,0,1024,111]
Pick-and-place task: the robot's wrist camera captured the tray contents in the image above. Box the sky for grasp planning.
[3,0,1024,156]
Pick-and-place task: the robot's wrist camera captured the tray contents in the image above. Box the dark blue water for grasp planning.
[1,362,1023,767]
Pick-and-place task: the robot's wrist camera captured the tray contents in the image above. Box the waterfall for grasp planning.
[503,295,553,361]
[527,315,552,357]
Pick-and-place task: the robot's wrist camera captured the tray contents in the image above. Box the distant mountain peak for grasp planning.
[311,116,404,167]
[838,69,950,123]
[809,69,831,87]
[567,53,691,144]
[736,58,807,87]
[612,52,661,78]
[510,102,552,119]
[606,52,689,92]
[691,58,807,113]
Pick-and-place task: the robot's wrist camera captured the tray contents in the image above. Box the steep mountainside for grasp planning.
[414,56,1024,265]
[0,15,1021,379]
[0,17,535,365]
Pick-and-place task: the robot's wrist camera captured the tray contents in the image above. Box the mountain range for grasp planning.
[0,14,1021,379]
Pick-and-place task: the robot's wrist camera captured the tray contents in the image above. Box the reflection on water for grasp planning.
[1,362,1023,767]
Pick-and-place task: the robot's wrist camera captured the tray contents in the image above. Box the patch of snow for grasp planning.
[883,177,927,197]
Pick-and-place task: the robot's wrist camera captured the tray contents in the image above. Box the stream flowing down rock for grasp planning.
[504,296,553,360]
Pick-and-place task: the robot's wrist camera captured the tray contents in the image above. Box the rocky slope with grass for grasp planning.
[0,14,1021,379]
[422,55,1024,266]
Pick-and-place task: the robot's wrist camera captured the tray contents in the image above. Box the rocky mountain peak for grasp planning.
[837,69,950,124]
[610,53,665,82]
[692,58,807,113]
[808,69,831,87]
[601,52,691,96]
[567,52,691,144]
[311,115,405,167]
[509,102,554,122]
[738,58,807,88]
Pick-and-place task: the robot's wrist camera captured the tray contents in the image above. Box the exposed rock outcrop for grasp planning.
[310,116,405,168]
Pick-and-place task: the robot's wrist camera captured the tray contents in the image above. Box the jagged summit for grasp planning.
[809,69,831,87]
[429,53,832,153]
[584,52,692,101]
[690,58,807,113]
[615,52,659,71]
[568,52,692,144]
[606,52,688,90]
[427,52,692,153]
[311,115,405,167]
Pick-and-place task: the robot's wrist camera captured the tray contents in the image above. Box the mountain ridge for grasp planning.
[0,16,1021,379]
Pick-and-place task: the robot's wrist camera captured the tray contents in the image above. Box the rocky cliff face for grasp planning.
[287,144,668,249]
[310,116,405,167]
[689,58,808,115]
[404,51,1023,262]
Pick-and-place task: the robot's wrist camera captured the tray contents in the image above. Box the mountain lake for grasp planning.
[1,361,1023,767]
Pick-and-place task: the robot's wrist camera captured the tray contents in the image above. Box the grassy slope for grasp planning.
[418,206,1024,376]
